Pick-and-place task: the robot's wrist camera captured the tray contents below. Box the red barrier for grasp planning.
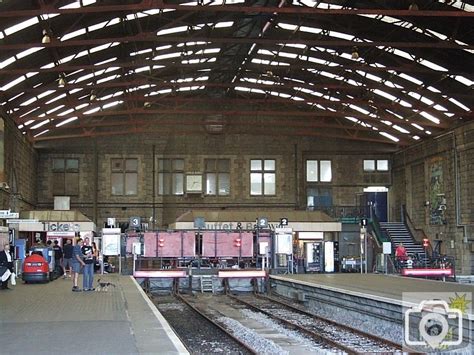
[218,269,267,278]
[134,269,188,278]
[401,268,453,277]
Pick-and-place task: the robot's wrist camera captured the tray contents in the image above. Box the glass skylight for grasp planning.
[34,129,49,138]
[30,119,50,130]
[379,132,400,142]
[56,116,78,127]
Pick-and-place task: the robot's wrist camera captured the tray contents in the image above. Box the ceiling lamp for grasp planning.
[41,29,51,44]
[143,101,151,108]
[351,46,359,60]
[58,75,66,87]
[89,90,97,101]
[408,2,419,10]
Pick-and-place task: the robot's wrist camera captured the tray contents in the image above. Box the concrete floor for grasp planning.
[0,274,188,355]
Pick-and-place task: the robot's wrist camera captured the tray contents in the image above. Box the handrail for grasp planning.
[308,205,365,222]
[370,209,390,244]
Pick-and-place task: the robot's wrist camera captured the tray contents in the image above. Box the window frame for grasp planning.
[363,159,389,172]
[306,159,332,183]
[250,159,276,196]
[204,158,230,196]
[111,158,138,196]
[52,158,79,196]
[157,158,185,196]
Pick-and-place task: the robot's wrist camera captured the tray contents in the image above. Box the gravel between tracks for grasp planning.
[155,296,252,354]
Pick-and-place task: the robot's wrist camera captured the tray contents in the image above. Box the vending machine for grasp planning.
[305,242,323,272]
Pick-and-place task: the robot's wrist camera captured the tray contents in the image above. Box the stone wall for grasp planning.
[35,134,392,229]
[0,116,37,212]
[392,121,474,274]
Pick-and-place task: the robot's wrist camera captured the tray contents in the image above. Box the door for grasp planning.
[364,191,388,222]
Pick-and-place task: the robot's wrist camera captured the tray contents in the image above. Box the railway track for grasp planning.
[228,293,403,354]
[152,293,255,354]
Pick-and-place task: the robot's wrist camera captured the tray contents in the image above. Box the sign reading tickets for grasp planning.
[102,229,121,256]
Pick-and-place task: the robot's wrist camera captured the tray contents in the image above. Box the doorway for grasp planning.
[362,186,388,222]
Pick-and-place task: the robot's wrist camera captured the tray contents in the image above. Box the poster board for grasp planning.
[103,233,120,256]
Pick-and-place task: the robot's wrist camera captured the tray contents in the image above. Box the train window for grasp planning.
[250,159,276,196]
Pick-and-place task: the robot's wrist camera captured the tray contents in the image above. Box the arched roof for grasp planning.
[0,0,472,149]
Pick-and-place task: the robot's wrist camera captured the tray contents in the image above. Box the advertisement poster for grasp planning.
[103,234,120,256]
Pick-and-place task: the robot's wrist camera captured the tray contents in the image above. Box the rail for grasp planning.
[227,293,402,353]
[175,293,257,354]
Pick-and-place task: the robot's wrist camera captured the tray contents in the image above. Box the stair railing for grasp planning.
[369,205,390,244]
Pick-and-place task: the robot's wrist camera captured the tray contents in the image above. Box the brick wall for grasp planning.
[392,122,474,274]
[0,116,37,212]
[35,134,392,229]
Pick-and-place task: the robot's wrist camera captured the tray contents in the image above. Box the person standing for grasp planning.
[81,237,95,291]
[63,239,73,278]
[395,243,408,270]
[0,244,14,290]
[52,240,63,276]
[92,241,100,273]
[71,238,85,292]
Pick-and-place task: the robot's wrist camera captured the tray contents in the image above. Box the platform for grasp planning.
[0,274,188,355]
[269,273,474,346]
[270,273,474,309]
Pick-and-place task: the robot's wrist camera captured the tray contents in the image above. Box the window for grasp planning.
[158,159,184,195]
[52,158,79,196]
[205,159,230,195]
[111,158,138,195]
[250,159,275,195]
[307,187,333,209]
[306,160,332,182]
[364,159,389,171]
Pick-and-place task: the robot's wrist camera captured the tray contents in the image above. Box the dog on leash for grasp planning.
[96,278,116,292]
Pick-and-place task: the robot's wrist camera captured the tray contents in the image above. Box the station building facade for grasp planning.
[1,116,473,274]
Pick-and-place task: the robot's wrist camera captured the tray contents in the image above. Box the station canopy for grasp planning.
[0,0,472,149]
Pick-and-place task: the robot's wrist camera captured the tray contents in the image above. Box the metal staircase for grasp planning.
[379,222,426,260]
[200,276,214,293]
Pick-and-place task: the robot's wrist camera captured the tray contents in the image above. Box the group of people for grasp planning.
[60,237,99,292]
[1,236,101,292]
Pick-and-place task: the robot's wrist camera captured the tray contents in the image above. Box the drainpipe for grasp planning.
[452,133,468,244]
[152,144,156,230]
[93,140,98,224]
[294,144,299,208]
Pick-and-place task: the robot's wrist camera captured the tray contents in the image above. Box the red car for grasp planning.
[22,253,50,283]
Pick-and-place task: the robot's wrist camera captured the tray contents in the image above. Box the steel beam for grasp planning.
[0,3,472,18]
[32,124,407,147]
[0,34,471,51]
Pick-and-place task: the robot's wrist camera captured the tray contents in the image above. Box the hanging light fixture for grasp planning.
[408,2,419,10]
[58,75,66,87]
[41,29,51,44]
[351,46,359,60]
[143,101,151,108]
[89,90,97,101]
